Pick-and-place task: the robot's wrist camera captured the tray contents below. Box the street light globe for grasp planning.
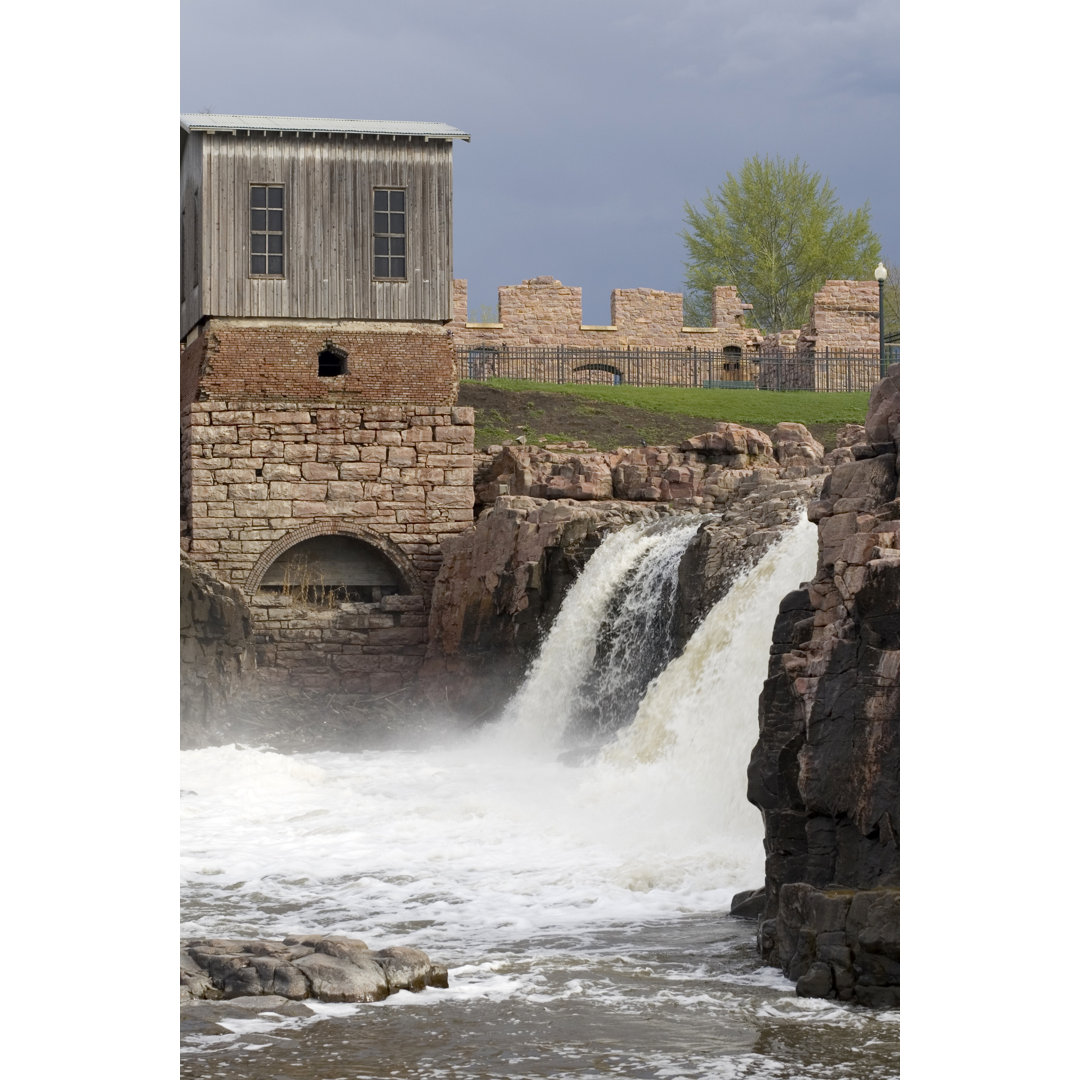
[874,262,888,282]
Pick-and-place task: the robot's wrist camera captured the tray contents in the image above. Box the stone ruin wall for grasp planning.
[454,277,882,391]
[800,280,880,353]
[452,277,757,353]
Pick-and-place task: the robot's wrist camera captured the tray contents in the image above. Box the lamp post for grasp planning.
[874,262,888,379]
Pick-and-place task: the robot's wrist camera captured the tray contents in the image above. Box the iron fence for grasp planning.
[457,344,898,392]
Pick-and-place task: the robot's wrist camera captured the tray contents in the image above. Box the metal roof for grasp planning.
[180,113,469,141]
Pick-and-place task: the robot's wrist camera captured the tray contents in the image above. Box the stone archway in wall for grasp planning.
[573,363,623,386]
[244,523,427,603]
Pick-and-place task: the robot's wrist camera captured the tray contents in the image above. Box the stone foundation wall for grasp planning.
[182,318,457,409]
[181,399,476,693]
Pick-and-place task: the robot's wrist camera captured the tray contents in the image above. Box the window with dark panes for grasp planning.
[250,185,285,276]
[373,188,406,279]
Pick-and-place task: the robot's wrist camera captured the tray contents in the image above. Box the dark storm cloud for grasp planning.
[181,0,898,323]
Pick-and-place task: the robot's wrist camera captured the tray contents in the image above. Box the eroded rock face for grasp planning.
[747,365,899,1005]
[180,936,449,1005]
[180,557,256,747]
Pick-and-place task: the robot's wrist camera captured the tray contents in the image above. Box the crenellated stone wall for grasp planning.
[454,277,884,389]
[452,277,756,351]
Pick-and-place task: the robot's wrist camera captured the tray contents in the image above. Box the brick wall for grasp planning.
[182,318,457,409]
[181,398,476,693]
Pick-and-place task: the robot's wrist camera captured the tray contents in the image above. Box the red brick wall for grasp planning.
[186,318,457,407]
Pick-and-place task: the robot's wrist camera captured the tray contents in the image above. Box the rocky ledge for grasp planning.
[180,935,448,1005]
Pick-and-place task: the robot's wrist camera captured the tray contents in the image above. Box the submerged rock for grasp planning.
[180,936,449,1006]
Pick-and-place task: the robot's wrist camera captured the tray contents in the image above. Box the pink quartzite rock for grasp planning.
[771,423,825,469]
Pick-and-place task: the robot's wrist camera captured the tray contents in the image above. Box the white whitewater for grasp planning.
[181,513,818,946]
[180,511,899,1079]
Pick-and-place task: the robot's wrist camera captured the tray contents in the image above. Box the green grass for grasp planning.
[470,379,870,429]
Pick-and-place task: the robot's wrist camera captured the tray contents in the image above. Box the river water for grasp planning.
[180,517,899,1078]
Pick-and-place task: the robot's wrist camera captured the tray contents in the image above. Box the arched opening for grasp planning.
[722,345,743,372]
[573,363,623,386]
[258,534,406,605]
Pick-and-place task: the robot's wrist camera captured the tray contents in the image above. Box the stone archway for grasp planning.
[244,522,426,601]
[573,362,623,386]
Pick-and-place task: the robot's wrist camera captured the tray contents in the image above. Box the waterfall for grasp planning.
[497,517,703,748]
[489,510,818,871]
[602,514,819,852]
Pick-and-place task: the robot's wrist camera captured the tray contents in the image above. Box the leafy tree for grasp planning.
[682,155,882,333]
[881,259,900,341]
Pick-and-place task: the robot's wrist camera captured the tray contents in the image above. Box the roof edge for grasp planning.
[180,113,470,141]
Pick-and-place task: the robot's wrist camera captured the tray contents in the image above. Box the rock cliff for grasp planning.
[181,556,256,747]
[747,365,899,1007]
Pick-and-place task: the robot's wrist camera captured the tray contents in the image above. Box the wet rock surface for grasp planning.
[180,936,449,1006]
[746,365,900,1005]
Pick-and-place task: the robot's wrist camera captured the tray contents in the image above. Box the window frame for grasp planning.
[372,187,407,281]
[249,184,286,279]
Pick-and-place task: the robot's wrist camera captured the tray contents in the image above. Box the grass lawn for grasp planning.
[470,379,869,428]
[459,380,870,452]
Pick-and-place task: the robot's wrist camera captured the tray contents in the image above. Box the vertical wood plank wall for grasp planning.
[182,131,454,335]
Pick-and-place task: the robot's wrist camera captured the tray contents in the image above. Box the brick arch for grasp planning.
[244,522,426,599]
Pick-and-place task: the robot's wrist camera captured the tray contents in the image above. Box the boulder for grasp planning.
[680,422,776,469]
[771,423,825,469]
[180,937,448,1006]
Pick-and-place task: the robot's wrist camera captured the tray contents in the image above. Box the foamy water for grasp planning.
[180,516,899,1078]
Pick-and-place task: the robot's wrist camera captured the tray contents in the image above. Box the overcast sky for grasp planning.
[180,0,898,324]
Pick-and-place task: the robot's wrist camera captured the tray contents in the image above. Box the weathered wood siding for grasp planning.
[181,131,454,336]
[180,131,204,338]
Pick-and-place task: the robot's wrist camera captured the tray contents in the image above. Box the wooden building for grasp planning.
[180,113,470,341]
[180,114,478,697]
